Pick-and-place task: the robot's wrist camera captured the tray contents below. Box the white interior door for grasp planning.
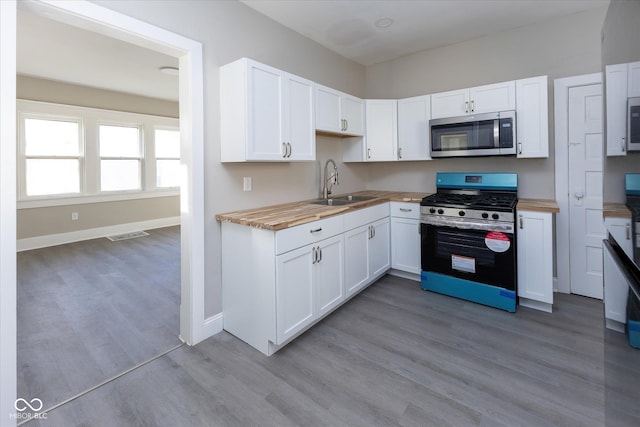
[568,84,604,299]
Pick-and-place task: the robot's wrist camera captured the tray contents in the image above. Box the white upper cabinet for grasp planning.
[364,100,398,161]
[606,61,640,156]
[515,76,549,158]
[627,61,640,97]
[470,81,517,114]
[431,81,515,119]
[430,88,469,119]
[315,84,365,136]
[397,95,431,161]
[606,63,628,156]
[220,58,315,162]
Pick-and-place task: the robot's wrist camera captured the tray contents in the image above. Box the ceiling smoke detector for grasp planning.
[374,18,394,29]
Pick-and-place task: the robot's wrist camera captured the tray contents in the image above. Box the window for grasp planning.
[154,128,180,188]
[18,100,179,206]
[98,124,142,192]
[23,117,82,196]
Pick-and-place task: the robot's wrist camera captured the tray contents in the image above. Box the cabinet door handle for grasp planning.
[287,142,292,158]
[626,223,631,240]
[622,137,626,152]
[282,142,287,158]
[418,223,421,234]
[399,208,412,212]
[465,101,469,114]
[470,100,475,112]
[312,246,318,264]
[367,148,371,159]
[398,147,402,159]
[518,142,523,155]
[519,215,524,229]
[345,119,349,131]
[318,247,322,263]
[310,227,322,233]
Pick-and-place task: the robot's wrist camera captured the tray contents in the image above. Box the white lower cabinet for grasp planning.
[390,202,421,276]
[276,233,344,344]
[222,203,391,356]
[604,216,634,261]
[517,209,554,312]
[603,240,629,333]
[344,204,390,297]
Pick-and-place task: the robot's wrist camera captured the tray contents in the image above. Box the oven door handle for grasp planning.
[421,217,514,233]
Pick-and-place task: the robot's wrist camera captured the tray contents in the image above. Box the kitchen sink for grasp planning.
[310,194,378,206]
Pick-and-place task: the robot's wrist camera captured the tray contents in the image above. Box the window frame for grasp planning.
[18,111,85,199]
[153,126,181,189]
[97,121,144,193]
[17,100,179,209]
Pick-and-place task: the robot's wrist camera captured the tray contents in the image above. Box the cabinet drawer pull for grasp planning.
[399,208,412,212]
[309,228,322,233]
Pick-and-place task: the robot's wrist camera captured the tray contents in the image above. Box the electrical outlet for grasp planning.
[71,212,79,221]
[243,177,252,192]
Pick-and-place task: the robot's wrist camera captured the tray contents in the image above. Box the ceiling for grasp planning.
[17,1,610,101]
[242,0,611,66]
[17,8,179,101]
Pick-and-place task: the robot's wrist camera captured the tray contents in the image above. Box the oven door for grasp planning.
[421,222,516,291]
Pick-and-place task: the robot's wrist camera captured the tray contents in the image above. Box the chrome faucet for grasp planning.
[322,158,339,199]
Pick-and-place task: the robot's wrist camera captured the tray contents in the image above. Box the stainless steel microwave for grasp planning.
[629,97,640,151]
[429,110,516,158]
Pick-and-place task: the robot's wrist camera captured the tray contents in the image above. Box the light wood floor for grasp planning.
[17,226,181,413]
[19,271,640,426]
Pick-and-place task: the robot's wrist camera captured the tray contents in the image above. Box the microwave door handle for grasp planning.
[494,119,500,148]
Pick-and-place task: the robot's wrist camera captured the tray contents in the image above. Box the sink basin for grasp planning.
[310,195,377,206]
[310,199,352,206]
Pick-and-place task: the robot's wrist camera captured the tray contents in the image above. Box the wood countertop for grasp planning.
[603,202,632,218]
[216,191,428,231]
[517,198,560,213]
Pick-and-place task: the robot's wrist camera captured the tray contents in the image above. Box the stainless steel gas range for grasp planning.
[420,172,518,312]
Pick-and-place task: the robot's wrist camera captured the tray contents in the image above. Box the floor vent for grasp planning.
[106,231,149,242]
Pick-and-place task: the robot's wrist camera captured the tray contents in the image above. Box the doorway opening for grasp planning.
[4,0,207,421]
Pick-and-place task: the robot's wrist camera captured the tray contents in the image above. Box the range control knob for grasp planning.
[492,213,500,220]
[437,209,444,215]
[429,208,436,214]
[481,212,489,219]
[458,211,465,217]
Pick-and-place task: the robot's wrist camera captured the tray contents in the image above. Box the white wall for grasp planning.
[363,6,608,199]
[91,0,367,317]
[602,0,640,203]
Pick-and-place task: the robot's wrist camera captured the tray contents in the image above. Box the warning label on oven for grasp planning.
[452,254,476,273]
[485,231,511,253]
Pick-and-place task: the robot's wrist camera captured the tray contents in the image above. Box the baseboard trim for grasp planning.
[17,216,180,251]
[201,312,224,340]
[388,269,420,282]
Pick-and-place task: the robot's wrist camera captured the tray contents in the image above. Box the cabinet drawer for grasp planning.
[276,215,343,255]
[390,202,420,219]
[343,203,390,231]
